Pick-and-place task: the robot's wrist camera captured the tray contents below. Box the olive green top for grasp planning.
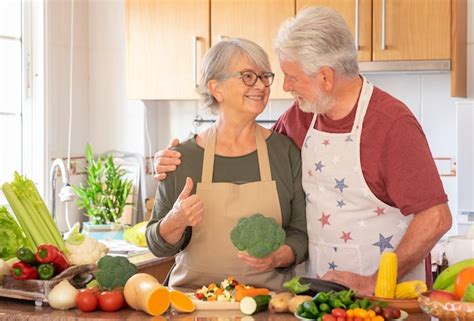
[146,132,308,270]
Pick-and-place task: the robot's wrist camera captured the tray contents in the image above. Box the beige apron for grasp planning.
[169,125,290,292]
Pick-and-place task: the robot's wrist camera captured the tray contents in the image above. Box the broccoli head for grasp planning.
[96,255,138,290]
[230,213,285,258]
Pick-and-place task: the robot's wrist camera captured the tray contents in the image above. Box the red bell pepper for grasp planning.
[11,262,38,280]
[35,244,70,273]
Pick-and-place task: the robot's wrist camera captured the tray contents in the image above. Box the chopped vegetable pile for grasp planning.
[194,276,239,302]
[194,276,270,303]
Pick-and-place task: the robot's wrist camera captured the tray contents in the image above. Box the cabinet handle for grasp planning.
[354,0,359,50]
[381,0,386,50]
[219,35,229,41]
[193,36,199,89]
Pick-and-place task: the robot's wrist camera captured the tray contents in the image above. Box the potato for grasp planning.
[288,295,313,314]
[268,292,294,313]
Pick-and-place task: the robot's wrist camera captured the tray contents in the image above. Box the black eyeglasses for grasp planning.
[224,70,275,87]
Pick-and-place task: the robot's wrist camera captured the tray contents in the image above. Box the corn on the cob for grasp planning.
[374,251,398,299]
[395,280,428,299]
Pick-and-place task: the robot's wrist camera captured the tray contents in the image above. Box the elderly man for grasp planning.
[154,6,452,294]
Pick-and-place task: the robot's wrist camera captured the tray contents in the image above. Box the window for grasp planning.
[0,0,44,203]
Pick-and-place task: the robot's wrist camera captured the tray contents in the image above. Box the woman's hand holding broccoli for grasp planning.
[160,177,204,244]
[237,244,295,271]
[230,213,295,271]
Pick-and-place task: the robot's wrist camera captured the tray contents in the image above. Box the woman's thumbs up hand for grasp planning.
[171,177,204,227]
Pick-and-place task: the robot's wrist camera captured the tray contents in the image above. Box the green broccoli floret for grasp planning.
[230,213,285,258]
[95,255,138,290]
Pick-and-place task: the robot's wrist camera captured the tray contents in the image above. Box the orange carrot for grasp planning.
[234,286,270,302]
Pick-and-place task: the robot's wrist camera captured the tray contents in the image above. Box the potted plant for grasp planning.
[73,144,133,239]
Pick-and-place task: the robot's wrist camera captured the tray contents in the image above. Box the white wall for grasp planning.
[88,0,145,155]
[46,0,90,230]
[46,0,474,234]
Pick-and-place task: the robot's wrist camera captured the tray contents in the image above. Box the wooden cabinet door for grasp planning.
[126,0,210,99]
[297,0,372,62]
[372,0,451,61]
[211,0,294,99]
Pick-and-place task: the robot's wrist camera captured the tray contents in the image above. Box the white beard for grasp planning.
[294,87,336,114]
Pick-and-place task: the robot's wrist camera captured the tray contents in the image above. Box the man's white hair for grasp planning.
[274,6,359,78]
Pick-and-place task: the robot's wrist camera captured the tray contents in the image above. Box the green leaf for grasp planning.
[73,144,133,225]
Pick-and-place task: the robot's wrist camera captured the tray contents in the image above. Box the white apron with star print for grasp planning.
[302,77,425,282]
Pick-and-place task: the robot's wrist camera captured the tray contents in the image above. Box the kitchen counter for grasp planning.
[0,298,432,321]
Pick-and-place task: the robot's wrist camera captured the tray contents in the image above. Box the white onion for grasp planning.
[47,279,79,310]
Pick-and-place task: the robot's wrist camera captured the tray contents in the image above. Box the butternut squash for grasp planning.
[170,290,195,313]
[123,273,170,316]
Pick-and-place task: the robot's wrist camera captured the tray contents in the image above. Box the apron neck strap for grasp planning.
[201,125,272,183]
[350,76,374,134]
[307,76,374,134]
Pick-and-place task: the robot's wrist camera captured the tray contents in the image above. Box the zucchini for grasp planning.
[239,295,271,315]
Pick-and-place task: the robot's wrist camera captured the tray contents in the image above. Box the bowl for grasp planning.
[418,291,474,320]
[359,295,421,314]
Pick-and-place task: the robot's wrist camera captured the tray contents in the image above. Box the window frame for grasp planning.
[0,1,45,205]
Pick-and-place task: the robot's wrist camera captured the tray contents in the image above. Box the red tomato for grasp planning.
[87,287,100,297]
[98,290,124,312]
[332,308,347,318]
[323,315,337,321]
[455,267,474,298]
[76,290,98,312]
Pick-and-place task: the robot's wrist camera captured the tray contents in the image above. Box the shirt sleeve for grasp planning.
[277,141,308,272]
[381,115,448,215]
[145,176,188,257]
[271,111,288,135]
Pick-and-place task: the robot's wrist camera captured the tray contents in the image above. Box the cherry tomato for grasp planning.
[86,286,100,297]
[455,267,474,298]
[98,290,124,312]
[332,308,347,318]
[353,308,368,319]
[195,292,204,300]
[323,315,337,321]
[76,290,98,312]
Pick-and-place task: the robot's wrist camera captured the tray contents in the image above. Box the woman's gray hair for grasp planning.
[197,38,271,111]
[273,6,359,78]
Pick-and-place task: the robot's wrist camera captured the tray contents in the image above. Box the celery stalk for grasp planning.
[16,192,52,246]
[1,183,37,251]
[26,179,65,250]
[11,173,65,250]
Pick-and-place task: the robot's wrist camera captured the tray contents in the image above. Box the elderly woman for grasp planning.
[146,38,307,292]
